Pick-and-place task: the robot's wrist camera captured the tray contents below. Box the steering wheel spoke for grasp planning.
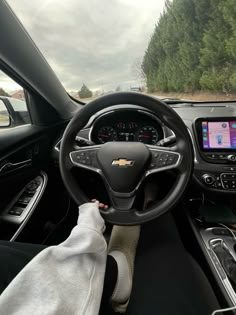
[70,145,102,173]
[146,145,182,176]
[108,190,136,211]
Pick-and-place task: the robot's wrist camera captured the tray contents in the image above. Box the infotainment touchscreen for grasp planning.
[202,121,236,149]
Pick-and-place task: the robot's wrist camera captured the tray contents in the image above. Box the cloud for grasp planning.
[0,71,21,93]
[4,0,165,92]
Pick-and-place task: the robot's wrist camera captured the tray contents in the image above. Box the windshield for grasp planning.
[2,0,236,102]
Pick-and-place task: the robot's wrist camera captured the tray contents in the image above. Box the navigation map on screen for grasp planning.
[202,121,236,149]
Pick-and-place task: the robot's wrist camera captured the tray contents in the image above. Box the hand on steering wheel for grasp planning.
[91,199,109,210]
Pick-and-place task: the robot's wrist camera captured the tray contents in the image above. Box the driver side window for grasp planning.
[0,70,31,128]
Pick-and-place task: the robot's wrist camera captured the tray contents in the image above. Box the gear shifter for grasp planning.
[213,242,236,289]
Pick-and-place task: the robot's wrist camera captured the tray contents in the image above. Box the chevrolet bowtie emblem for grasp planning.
[112,159,134,167]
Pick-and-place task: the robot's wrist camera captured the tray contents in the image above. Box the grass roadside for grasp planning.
[151,91,236,102]
[71,91,236,103]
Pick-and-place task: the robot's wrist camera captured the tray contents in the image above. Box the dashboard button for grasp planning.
[221,173,236,179]
[219,154,227,159]
[208,154,217,159]
[220,173,236,189]
[149,163,156,168]
[222,167,236,171]
[221,173,232,180]
[228,154,236,161]
[202,174,215,185]
[216,182,222,188]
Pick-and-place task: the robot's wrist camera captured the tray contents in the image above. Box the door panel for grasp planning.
[0,128,51,207]
[0,121,69,241]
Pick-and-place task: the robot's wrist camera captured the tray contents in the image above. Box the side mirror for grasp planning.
[0,99,10,127]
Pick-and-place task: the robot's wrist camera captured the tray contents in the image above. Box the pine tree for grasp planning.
[78,84,93,99]
[142,0,236,94]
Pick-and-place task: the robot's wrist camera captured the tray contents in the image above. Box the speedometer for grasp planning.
[97,126,118,143]
[136,126,159,145]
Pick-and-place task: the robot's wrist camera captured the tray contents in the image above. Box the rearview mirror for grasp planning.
[0,100,10,127]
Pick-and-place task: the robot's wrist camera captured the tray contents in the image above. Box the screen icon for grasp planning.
[216,135,222,145]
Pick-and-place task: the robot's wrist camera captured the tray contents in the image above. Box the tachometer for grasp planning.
[97,126,118,143]
[136,126,159,145]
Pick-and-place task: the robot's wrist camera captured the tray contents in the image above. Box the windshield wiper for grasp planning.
[159,97,193,105]
[161,97,183,101]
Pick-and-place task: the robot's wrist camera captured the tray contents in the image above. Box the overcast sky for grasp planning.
[1,0,166,93]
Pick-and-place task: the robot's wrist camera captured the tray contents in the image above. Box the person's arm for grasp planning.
[0,202,107,315]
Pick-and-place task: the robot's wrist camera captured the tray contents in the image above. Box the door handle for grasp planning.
[0,159,32,174]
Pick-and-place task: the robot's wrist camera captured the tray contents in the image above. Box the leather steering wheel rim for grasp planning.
[59,92,193,225]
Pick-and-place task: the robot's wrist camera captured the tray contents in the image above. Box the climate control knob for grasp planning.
[227,155,236,162]
[202,174,215,185]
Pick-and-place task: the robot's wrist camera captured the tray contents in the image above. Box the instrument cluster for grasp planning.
[91,110,164,145]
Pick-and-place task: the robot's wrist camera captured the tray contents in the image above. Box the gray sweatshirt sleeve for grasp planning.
[0,202,107,315]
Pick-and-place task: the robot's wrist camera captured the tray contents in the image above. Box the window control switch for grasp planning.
[18,196,32,204]
[24,191,36,197]
[8,207,24,216]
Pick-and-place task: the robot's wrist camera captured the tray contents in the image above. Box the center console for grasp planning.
[194,118,236,192]
[187,196,236,310]
[200,227,236,305]
[183,112,236,310]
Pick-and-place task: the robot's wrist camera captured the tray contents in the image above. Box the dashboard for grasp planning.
[54,102,236,195]
[170,103,236,194]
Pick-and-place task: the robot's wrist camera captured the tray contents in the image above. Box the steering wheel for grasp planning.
[59,92,193,225]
